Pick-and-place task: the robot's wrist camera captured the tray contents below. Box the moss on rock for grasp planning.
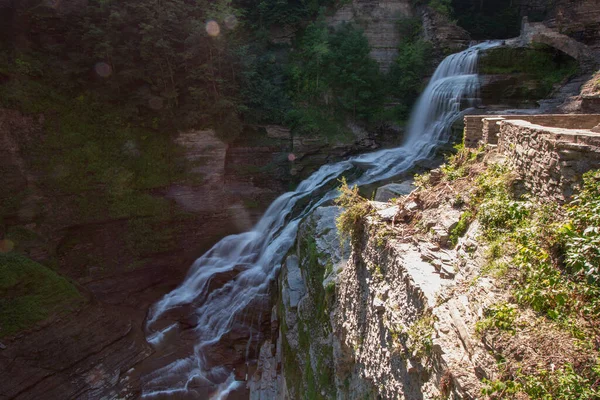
[0,252,84,338]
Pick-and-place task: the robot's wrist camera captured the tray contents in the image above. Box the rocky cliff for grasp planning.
[250,182,499,398]
[328,0,470,72]
[250,142,600,399]
[0,102,397,398]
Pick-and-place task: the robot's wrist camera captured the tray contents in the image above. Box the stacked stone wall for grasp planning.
[465,114,600,149]
[463,115,485,147]
[499,120,600,201]
[464,114,600,201]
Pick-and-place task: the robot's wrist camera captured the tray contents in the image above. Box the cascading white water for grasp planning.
[141,41,499,398]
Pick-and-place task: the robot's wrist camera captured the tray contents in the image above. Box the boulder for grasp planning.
[374,180,415,202]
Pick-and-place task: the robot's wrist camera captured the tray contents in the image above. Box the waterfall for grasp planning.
[141,41,498,398]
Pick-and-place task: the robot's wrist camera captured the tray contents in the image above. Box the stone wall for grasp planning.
[463,115,485,148]
[464,114,600,201]
[465,114,600,149]
[498,119,600,201]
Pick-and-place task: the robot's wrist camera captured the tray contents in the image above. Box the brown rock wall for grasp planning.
[328,0,413,72]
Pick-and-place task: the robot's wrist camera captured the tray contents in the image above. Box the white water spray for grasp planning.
[142,41,499,398]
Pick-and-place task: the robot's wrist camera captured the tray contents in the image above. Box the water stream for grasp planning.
[141,41,499,398]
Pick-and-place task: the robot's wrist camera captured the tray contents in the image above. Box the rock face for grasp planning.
[328,0,413,72]
[0,113,267,398]
[250,206,350,399]
[421,8,470,52]
[252,193,504,399]
[550,0,600,50]
[0,97,403,398]
[328,2,471,72]
[374,180,415,202]
[0,303,151,400]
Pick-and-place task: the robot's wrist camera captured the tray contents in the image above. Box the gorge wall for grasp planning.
[328,0,470,72]
[250,172,504,399]
[251,111,600,398]
[0,103,394,398]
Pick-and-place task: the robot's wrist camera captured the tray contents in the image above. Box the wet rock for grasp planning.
[0,303,151,400]
[283,255,306,309]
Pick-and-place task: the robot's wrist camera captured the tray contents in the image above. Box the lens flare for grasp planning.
[94,62,112,78]
[0,239,14,253]
[287,153,296,162]
[224,15,238,30]
[206,20,220,37]
[148,97,164,110]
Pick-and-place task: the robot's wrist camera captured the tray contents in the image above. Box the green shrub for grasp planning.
[406,312,435,359]
[449,210,472,246]
[478,198,530,238]
[562,170,600,283]
[475,303,518,335]
[482,363,600,399]
[334,178,372,245]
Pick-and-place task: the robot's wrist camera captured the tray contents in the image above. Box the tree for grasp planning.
[328,24,383,121]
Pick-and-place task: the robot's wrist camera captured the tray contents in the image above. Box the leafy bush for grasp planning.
[482,363,600,399]
[449,210,472,246]
[334,178,372,245]
[478,198,530,238]
[475,303,518,335]
[406,312,435,358]
[562,170,600,283]
[387,39,434,121]
[429,0,453,16]
[440,143,483,181]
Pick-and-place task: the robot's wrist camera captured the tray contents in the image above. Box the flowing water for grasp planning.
[141,41,499,398]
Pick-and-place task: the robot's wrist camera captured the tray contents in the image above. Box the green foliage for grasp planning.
[286,19,385,136]
[440,143,484,181]
[474,164,600,323]
[387,39,433,121]
[449,210,472,246]
[412,0,453,17]
[334,178,372,245]
[328,24,384,121]
[428,0,453,16]
[475,303,518,335]
[406,312,435,359]
[242,0,333,30]
[0,253,83,338]
[466,162,600,399]
[562,170,600,283]
[471,163,514,205]
[10,0,244,133]
[285,106,353,141]
[479,47,579,96]
[288,15,331,102]
[478,198,530,239]
[396,16,423,41]
[482,363,600,399]
[414,171,433,189]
